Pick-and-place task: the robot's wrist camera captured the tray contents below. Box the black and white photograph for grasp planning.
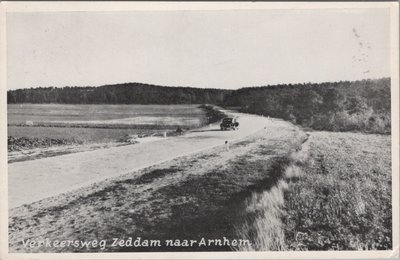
[0,2,399,259]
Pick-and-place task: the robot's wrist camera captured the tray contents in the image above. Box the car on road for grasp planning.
[220,117,239,131]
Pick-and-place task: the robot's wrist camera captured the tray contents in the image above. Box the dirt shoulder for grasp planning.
[9,120,306,252]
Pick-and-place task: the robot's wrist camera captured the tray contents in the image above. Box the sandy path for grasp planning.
[8,112,272,208]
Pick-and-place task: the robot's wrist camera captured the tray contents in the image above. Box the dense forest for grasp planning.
[7,78,391,133]
[7,83,232,105]
[224,78,391,133]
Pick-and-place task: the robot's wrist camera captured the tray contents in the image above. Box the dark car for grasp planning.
[220,117,239,131]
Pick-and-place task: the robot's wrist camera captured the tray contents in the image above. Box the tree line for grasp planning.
[7,78,391,133]
[223,78,391,133]
[7,82,232,105]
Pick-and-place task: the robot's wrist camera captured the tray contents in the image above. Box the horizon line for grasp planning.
[7,76,391,92]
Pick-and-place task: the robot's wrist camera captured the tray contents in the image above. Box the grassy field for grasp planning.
[8,104,206,125]
[8,104,208,151]
[235,131,392,251]
[284,132,392,250]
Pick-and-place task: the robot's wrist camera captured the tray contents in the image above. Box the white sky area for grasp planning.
[7,8,391,90]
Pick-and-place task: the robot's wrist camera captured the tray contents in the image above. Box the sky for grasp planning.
[7,8,391,90]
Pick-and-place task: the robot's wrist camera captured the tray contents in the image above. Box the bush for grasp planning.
[328,109,390,134]
[199,104,227,124]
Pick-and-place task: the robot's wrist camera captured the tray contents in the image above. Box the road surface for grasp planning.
[8,112,272,208]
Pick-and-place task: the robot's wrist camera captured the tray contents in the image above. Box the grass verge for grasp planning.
[284,132,392,251]
[235,131,392,251]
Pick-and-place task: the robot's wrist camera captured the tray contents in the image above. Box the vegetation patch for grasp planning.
[8,136,81,152]
[116,167,182,185]
[236,131,392,251]
[283,132,392,250]
[8,126,165,144]
[198,104,227,124]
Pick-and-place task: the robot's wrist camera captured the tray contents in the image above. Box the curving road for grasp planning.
[8,111,273,209]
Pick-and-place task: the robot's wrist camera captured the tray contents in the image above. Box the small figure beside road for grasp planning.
[225,140,230,151]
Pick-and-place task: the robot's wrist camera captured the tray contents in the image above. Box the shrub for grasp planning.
[199,104,227,124]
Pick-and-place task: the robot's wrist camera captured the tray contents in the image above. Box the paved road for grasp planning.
[8,112,272,208]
